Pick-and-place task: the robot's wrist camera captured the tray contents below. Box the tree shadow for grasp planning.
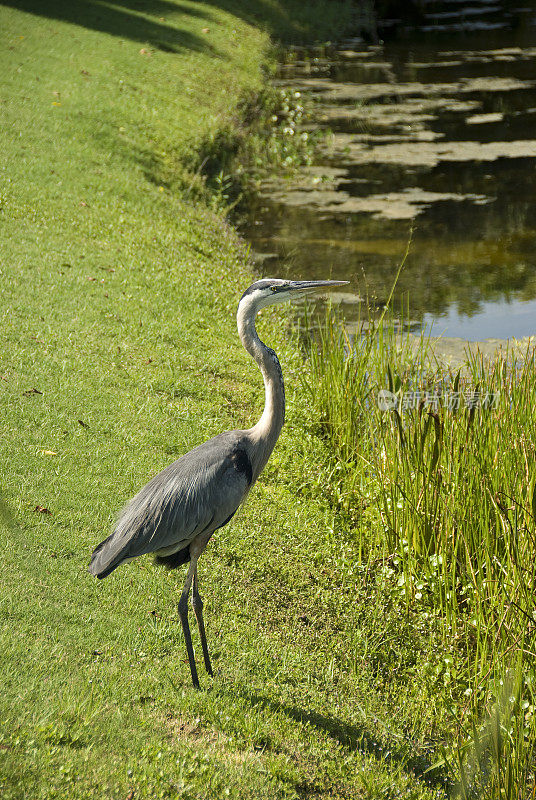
[3,0,222,56]
[237,687,451,793]
[202,0,376,44]
[203,0,314,43]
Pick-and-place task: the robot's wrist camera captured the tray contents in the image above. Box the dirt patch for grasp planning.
[166,714,223,745]
[164,713,261,766]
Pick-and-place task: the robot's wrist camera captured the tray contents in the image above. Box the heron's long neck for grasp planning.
[237,304,285,477]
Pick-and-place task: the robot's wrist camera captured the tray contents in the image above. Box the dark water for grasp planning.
[242,0,536,341]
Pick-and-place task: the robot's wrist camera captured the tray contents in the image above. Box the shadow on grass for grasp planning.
[2,0,221,55]
[203,0,369,43]
[0,495,20,532]
[4,0,370,50]
[239,687,451,793]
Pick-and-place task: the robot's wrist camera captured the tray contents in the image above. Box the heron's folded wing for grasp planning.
[89,433,251,575]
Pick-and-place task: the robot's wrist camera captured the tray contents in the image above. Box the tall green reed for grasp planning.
[302,307,536,796]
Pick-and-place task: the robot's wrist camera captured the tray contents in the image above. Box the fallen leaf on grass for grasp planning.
[202,27,210,33]
[41,450,57,456]
[78,419,89,428]
[23,388,42,396]
[34,505,52,514]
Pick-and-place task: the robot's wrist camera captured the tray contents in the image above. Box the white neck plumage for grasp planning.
[236,295,285,479]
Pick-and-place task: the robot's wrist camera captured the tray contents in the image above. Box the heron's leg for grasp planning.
[192,569,213,677]
[178,559,199,689]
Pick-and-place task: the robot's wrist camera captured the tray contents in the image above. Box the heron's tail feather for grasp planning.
[91,561,120,579]
[88,533,123,579]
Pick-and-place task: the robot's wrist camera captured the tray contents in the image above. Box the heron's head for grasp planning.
[238,278,349,314]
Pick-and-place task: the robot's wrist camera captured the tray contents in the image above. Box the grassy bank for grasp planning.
[0,2,450,799]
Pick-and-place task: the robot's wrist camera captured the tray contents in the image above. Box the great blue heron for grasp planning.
[89,278,347,687]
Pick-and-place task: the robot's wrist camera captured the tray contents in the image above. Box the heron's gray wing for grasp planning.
[88,432,252,577]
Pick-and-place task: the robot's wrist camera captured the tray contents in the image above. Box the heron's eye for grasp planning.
[270,286,278,293]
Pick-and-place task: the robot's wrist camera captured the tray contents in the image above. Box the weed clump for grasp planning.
[188,86,321,213]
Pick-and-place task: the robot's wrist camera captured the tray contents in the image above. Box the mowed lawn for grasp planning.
[1,3,448,799]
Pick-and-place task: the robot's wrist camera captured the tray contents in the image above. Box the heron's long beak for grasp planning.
[286,279,349,296]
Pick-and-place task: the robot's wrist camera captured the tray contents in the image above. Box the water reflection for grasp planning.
[242,0,536,340]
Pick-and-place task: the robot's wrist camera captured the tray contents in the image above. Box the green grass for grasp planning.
[0,2,454,799]
[8,1,530,797]
[302,309,536,797]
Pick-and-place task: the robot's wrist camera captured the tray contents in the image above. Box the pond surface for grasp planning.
[242,0,536,341]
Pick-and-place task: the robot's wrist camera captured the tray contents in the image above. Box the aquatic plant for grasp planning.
[301,306,536,796]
